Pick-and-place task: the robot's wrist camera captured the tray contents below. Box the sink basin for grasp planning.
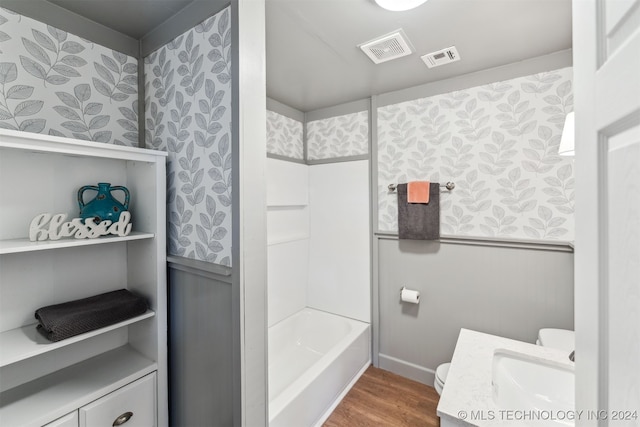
[492,349,575,426]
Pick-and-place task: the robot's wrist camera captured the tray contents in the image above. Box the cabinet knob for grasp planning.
[112,411,133,426]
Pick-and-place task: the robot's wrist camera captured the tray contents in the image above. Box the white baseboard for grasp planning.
[378,353,436,387]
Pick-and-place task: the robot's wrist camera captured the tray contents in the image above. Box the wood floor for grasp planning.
[323,366,441,427]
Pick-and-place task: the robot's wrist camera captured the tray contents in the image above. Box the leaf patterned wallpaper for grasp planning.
[145,7,232,265]
[378,67,574,241]
[266,109,303,160]
[0,7,139,146]
[307,110,368,160]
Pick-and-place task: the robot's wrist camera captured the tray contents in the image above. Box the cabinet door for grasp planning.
[43,411,78,427]
[79,373,156,427]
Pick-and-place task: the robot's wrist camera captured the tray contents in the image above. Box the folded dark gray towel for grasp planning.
[35,289,148,342]
[397,183,440,240]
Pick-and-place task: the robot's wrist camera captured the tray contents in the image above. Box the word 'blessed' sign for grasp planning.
[30,211,132,241]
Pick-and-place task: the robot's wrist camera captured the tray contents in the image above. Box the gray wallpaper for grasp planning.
[378,67,574,241]
[306,110,368,160]
[266,110,303,160]
[145,7,232,265]
[0,7,138,146]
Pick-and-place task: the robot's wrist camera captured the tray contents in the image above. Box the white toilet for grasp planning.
[433,328,575,395]
[537,328,575,352]
[434,362,450,395]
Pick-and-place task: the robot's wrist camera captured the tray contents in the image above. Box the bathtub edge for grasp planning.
[311,358,371,427]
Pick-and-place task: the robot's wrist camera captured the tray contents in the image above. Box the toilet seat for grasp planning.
[436,363,450,385]
[434,362,450,395]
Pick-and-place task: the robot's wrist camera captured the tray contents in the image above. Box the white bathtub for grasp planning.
[268,308,370,427]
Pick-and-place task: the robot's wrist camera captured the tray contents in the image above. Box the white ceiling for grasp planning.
[46,0,197,39]
[42,0,572,113]
[266,0,572,112]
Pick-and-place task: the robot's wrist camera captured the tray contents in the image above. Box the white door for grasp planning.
[573,0,640,425]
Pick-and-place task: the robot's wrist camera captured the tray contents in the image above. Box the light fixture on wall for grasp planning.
[374,0,429,11]
[558,112,575,156]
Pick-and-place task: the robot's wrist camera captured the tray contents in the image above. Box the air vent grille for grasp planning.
[421,46,461,68]
[359,30,413,64]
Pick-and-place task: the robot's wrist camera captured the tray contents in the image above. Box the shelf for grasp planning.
[0,310,155,367]
[0,232,155,255]
[1,128,167,162]
[267,234,310,246]
[267,204,308,209]
[0,345,157,427]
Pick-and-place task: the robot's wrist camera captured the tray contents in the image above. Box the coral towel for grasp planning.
[407,181,430,204]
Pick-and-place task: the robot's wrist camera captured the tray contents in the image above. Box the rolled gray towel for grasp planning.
[35,289,148,342]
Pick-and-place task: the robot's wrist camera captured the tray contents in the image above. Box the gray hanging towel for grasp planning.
[397,182,440,240]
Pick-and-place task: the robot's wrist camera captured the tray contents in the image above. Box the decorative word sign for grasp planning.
[29,211,132,241]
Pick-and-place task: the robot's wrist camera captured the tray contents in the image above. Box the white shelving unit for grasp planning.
[0,129,168,427]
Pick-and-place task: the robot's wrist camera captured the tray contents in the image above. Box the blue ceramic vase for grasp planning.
[78,183,130,223]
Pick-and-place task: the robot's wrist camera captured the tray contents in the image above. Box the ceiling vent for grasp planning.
[421,46,461,68]
[359,29,414,64]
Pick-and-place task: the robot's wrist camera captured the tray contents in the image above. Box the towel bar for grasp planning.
[388,182,455,192]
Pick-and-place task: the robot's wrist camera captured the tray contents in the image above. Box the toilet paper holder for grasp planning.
[400,286,420,304]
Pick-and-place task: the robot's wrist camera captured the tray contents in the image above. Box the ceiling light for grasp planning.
[558,112,575,157]
[375,0,429,12]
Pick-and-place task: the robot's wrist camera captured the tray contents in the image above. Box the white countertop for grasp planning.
[437,329,574,427]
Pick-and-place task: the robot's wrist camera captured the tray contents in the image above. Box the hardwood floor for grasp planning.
[323,366,440,427]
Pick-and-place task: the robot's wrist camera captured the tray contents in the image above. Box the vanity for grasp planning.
[437,329,575,427]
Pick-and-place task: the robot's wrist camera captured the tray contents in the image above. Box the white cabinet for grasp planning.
[0,129,168,427]
[80,373,156,427]
[43,412,78,427]
[39,374,156,427]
